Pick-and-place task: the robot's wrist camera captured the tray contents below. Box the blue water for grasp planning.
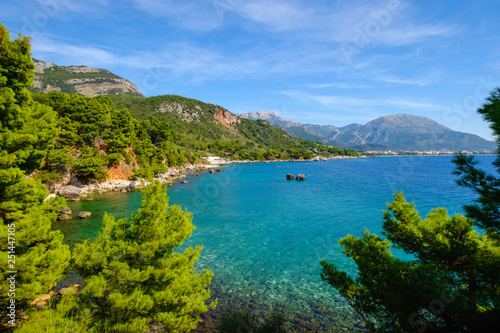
[54,155,496,330]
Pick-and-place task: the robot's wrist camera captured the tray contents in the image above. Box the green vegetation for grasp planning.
[320,89,500,332]
[15,182,213,333]
[1,24,213,333]
[31,91,196,181]
[110,94,358,162]
[71,181,214,332]
[0,23,70,325]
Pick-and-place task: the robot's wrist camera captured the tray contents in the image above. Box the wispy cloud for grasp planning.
[237,1,314,32]
[378,24,458,46]
[129,0,224,31]
[374,72,441,86]
[35,0,109,14]
[280,90,445,111]
[303,82,372,89]
[31,37,117,66]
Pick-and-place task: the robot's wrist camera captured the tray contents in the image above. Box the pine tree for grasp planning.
[72,181,215,333]
[0,23,70,324]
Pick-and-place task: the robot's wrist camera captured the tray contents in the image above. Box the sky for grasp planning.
[2,0,500,140]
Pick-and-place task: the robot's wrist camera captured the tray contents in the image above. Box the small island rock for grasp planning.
[78,211,92,219]
[296,174,305,181]
[286,173,295,180]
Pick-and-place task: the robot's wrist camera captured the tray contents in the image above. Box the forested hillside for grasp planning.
[27,90,357,187]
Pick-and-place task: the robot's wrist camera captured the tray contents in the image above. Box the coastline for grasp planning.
[53,155,361,201]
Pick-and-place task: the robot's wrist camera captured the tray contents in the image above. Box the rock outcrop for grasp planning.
[214,107,240,128]
[58,207,73,221]
[30,59,143,97]
[58,185,86,201]
[56,165,209,200]
[78,211,92,219]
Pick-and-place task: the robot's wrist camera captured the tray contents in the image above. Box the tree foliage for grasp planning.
[72,181,215,332]
[320,89,500,332]
[0,24,70,322]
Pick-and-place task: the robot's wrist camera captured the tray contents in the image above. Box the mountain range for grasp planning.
[239,111,496,152]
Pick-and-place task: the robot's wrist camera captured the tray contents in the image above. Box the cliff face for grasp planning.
[214,107,240,128]
[30,59,144,97]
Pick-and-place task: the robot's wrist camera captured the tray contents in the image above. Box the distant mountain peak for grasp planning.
[238,110,301,127]
[370,113,447,130]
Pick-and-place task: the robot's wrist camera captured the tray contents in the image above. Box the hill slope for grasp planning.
[239,112,496,152]
[109,95,357,159]
[29,59,143,97]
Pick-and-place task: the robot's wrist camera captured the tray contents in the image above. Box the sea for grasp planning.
[53,155,496,332]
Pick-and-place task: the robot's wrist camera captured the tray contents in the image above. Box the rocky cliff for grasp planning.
[30,59,143,97]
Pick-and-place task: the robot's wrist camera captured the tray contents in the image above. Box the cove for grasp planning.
[53,155,494,331]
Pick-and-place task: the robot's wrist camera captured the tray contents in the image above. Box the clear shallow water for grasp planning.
[54,155,496,331]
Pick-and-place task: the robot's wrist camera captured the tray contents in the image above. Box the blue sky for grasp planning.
[2,0,500,140]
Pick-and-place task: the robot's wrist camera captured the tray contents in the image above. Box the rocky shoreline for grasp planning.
[52,155,360,201]
[54,164,214,201]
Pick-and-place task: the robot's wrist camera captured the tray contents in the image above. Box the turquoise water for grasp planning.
[54,155,495,331]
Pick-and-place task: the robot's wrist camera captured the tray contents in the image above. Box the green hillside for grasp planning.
[110,94,358,161]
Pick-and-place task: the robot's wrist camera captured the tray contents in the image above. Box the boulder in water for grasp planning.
[78,211,92,219]
[58,207,73,221]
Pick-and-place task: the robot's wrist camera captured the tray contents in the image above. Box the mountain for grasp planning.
[239,112,496,152]
[29,59,143,97]
[239,110,301,127]
[239,111,337,142]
